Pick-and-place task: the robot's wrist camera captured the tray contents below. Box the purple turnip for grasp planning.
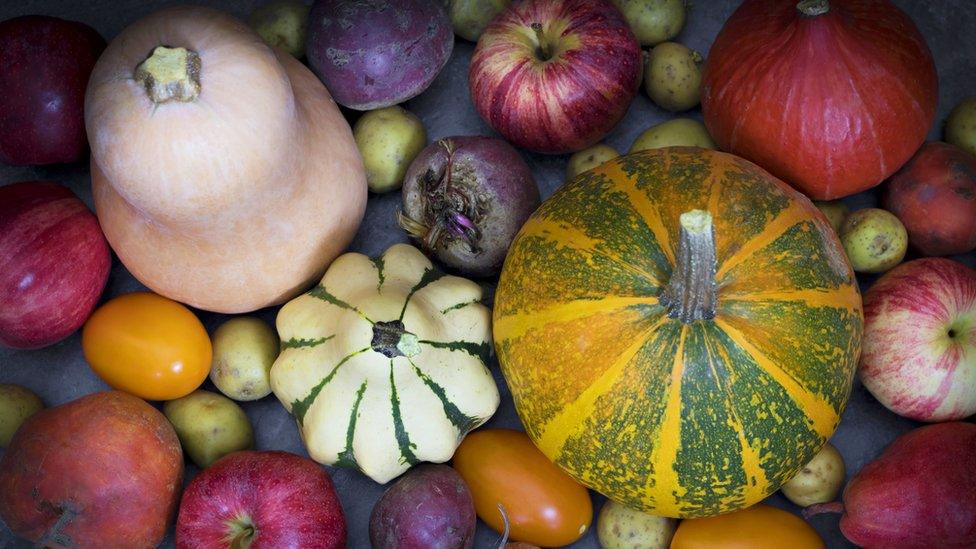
[805,422,976,548]
[369,464,476,549]
[306,0,453,110]
[398,136,540,277]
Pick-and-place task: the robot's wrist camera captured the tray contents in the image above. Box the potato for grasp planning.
[248,0,310,59]
[210,317,279,401]
[645,42,702,112]
[0,384,43,448]
[448,0,511,42]
[814,200,850,234]
[354,106,428,193]
[781,442,845,507]
[597,500,677,549]
[611,0,686,46]
[567,143,620,179]
[946,96,976,157]
[840,208,908,273]
[630,118,716,152]
[163,390,254,469]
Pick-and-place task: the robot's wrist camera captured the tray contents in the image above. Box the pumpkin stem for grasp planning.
[662,210,717,324]
[371,320,421,358]
[134,46,202,103]
[797,0,830,17]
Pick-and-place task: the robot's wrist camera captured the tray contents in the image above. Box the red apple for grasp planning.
[0,15,105,165]
[0,181,111,349]
[883,141,976,256]
[860,257,976,421]
[0,391,183,547]
[469,0,641,154]
[176,451,346,549]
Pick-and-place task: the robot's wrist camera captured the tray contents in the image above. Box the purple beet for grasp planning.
[806,422,976,548]
[0,15,105,165]
[306,0,453,110]
[398,136,540,277]
[369,464,476,549]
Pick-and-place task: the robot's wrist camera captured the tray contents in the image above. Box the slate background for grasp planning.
[1,1,974,547]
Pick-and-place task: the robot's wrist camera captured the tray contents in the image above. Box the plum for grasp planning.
[306,0,453,110]
[0,15,105,165]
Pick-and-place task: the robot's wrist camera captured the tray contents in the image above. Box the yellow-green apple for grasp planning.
[469,0,641,154]
[176,451,346,548]
[860,257,976,421]
[0,181,111,349]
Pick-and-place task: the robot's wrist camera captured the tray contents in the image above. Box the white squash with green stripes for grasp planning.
[270,243,500,483]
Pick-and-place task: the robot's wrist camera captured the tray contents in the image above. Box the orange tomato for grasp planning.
[452,429,592,547]
[82,292,211,401]
[671,504,825,549]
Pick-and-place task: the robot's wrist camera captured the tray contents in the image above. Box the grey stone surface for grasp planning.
[1,1,973,548]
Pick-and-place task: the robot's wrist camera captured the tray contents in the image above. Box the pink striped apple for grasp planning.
[469,0,641,154]
[860,257,976,421]
[0,182,111,349]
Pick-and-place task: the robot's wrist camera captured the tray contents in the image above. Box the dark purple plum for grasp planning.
[306,0,453,110]
[399,136,540,277]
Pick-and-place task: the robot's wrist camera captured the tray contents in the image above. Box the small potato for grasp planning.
[814,200,850,234]
[611,0,686,46]
[597,500,677,549]
[249,0,310,59]
[645,42,702,112]
[630,118,716,152]
[0,384,43,448]
[354,106,428,193]
[210,317,279,401]
[164,390,254,469]
[567,143,620,179]
[449,0,511,42]
[781,442,845,507]
[840,208,908,273]
[946,96,976,157]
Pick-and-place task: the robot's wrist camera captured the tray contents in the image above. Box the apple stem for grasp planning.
[803,501,845,519]
[531,23,553,61]
[797,0,830,17]
[230,525,255,549]
[661,210,718,324]
[36,503,79,548]
[134,46,202,103]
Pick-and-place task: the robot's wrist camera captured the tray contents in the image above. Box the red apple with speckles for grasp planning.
[0,391,183,547]
[860,257,976,421]
[469,0,641,154]
[883,142,976,256]
[176,451,346,549]
[0,15,105,165]
[0,181,111,349]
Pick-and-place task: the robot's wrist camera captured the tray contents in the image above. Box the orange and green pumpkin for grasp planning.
[493,147,862,518]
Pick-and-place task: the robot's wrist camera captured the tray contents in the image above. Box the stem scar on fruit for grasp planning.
[134,45,201,103]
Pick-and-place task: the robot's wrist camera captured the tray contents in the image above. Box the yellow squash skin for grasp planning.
[493,148,862,518]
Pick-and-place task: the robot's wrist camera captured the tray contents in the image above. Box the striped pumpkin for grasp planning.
[494,148,862,518]
[271,244,499,484]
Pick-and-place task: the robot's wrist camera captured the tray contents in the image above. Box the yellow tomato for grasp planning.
[82,292,211,401]
[671,504,825,549]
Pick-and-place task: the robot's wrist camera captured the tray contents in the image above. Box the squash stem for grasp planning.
[662,210,717,324]
[134,46,202,103]
[797,0,830,17]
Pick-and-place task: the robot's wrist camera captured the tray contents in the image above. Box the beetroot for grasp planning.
[306,0,453,110]
[0,15,105,165]
[369,464,476,549]
[808,422,976,548]
[398,136,540,277]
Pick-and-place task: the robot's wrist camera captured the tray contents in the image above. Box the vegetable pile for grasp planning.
[1,0,975,547]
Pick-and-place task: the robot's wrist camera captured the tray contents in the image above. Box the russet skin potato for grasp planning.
[210,316,279,401]
[630,118,717,152]
[946,96,976,156]
[567,143,620,179]
[354,106,428,194]
[597,501,677,549]
[164,390,255,469]
[0,384,43,448]
[840,208,908,273]
[248,0,309,59]
[644,41,703,112]
[85,6,367,313]
[610,0,686,46]
[781,442,845,507]
[814,200,850,234]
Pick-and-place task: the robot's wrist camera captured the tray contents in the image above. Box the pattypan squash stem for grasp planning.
[662,209,718,323]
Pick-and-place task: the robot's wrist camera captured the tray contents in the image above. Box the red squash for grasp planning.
[701,0,937,200]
